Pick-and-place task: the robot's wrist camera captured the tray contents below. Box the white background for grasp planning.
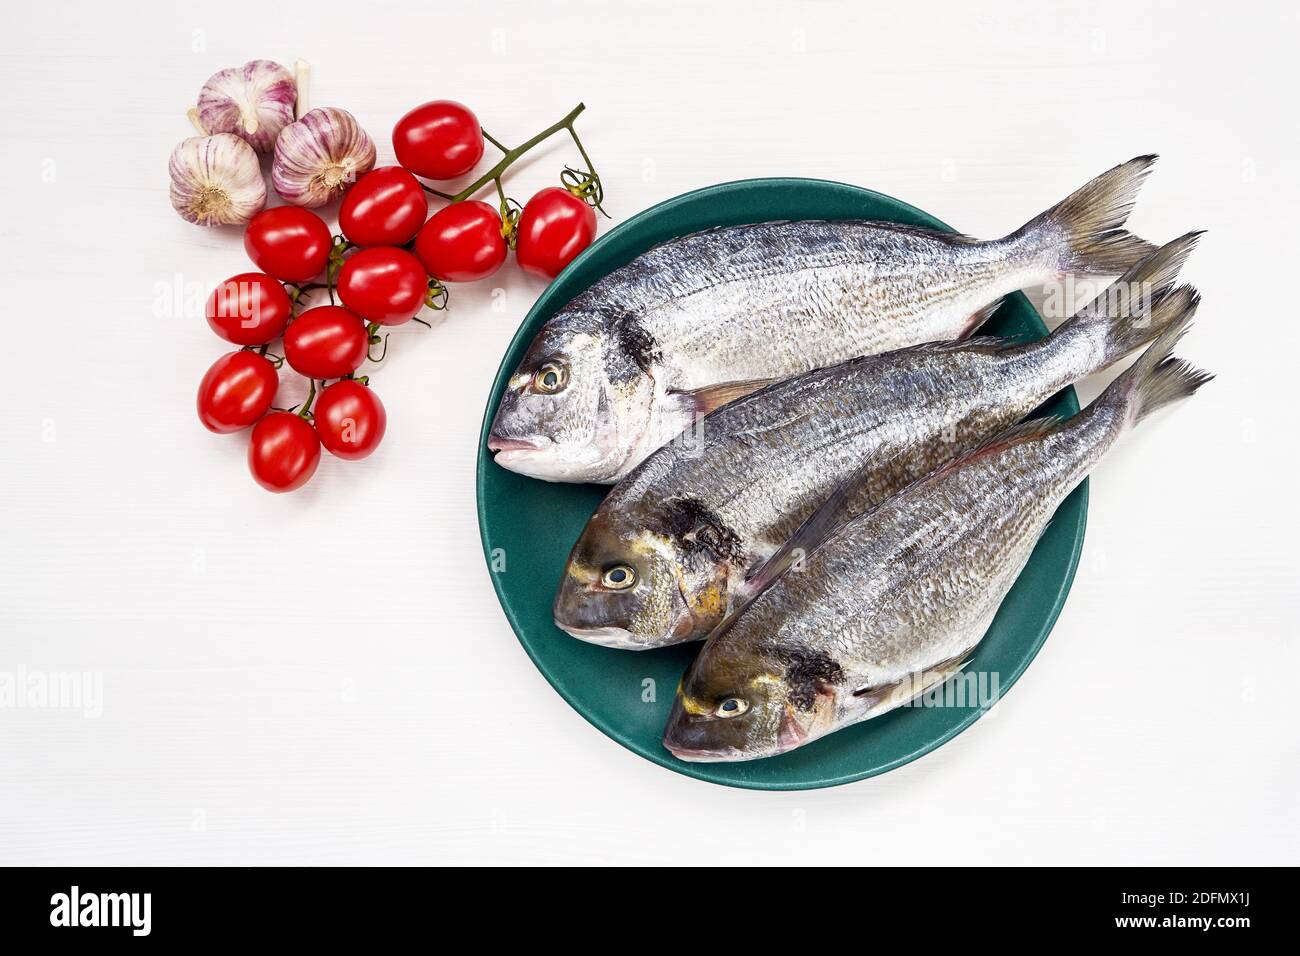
[1,0,1295,865]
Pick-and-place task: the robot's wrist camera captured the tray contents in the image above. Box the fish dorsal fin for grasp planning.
[893,334,1015,356]
[674,377,780,417]
[932,415,1064,480]
[871,221,982,244]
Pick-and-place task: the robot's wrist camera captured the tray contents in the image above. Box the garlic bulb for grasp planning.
[272,107,376,208]
[196,60,297,153]
[168,134,267,226]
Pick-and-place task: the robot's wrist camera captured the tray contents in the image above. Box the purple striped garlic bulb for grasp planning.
[272,108,376,208]
[168,134,266,226]
[196,60,297,153]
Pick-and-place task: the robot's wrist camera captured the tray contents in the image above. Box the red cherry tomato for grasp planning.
[414,201,507,282]
[339,166,429,247]
[243,207,332,283]
[515,187,598,279]
[248,412,320,493]
[314,380,387,460]
[206,272,292,346]
[197,350,279,434]
[283,306,369,379]
[392,101,484,179]
[337,248,428,326]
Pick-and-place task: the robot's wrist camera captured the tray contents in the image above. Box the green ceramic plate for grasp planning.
[477,179,1086,790]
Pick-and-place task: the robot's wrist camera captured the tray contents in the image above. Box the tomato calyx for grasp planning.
[560,166,608,217]
[277,372,374,418]
[365,322,390,364]
[283,281,327,311]
[326,236,356,304]
[245,343,284,369]
[425,278,449,312]
[495,186,525,250]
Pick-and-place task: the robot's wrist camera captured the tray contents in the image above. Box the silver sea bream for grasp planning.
[661,324,1212,762]
[554,236,1201,649]
[489,157,1159,483]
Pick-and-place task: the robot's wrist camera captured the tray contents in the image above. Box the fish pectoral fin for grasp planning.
[959,298,1006,338]
[742,455,879,598]
[674,378,779,418]
[851,654,972,715]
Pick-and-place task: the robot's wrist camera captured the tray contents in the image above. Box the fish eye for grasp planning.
[601,564,636,590]
[532,361,568,394]
[715,697,749,718]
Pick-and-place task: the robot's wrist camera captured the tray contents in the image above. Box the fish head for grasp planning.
[663,642,842,762]
[553,498,741,649]
[488,310,657,483]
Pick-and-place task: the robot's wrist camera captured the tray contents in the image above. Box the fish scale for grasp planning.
[644,229,1034,387]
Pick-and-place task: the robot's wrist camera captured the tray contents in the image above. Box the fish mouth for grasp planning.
[490,434,568,479]
[487,434,546,453]
[555,622,645,650]
[662,741,746,762]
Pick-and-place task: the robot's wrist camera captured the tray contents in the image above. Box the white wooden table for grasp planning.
[0,0,1295,864]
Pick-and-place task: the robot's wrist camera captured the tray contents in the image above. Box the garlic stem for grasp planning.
[294,59,310,120]
[195,60,295,153]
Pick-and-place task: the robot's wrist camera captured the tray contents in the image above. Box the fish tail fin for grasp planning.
[1128,355,1215,425]
[1095,307,1213,427]
[1048,232,1204,375]
[1012,154,1158,276]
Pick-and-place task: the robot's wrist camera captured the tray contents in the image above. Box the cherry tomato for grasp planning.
[314,380,387,460]
[515,187,598,279]
[414,201,507,282]
[392,101,484,179]
[206,272,293,346]
[283,306,369,379]
[248,412,320,493]
[243,207,332,283]
[337,248,428,326]
[197,350,279,434]
[339,166,429,247]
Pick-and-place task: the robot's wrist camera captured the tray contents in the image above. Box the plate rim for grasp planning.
[476,176,1088,790]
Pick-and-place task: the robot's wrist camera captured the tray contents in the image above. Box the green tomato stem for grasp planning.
[419,103,587,204]
[297,379,317,420]
[567,125,599,190]
[481,129,510,154]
